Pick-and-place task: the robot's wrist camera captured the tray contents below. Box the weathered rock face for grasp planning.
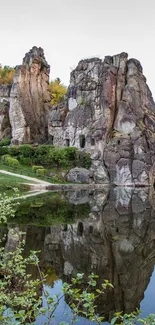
[48,53,155,186]
[0,85,11,140]
[10,46,51,144]
[66,167,92,183]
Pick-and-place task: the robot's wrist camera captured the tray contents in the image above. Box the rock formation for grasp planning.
[9,46,51,144]
[1,47,155,185]
[49,53,155,186]
[0,85,11,140]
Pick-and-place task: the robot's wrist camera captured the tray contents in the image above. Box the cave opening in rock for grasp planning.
[63,224,68,231]
[79,135,85,148]
[50,135,54,145]
[89,225,93,234]
[77,222,84,236]
[91,138,95,146]
[66,139,70,147]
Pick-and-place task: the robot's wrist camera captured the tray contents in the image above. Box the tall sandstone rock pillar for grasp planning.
[10,46,51,144]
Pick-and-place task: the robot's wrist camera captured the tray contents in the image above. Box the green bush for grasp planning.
[0,136,11,147]
[8,145,21,157]
[20,144,34,158]
[64,147,77,161]
[1,144,92,170]
[47,147,67,168]
[1,154,10,163]
[19,155,32,165]
[75,151,92,169]
[36,168,47,176]
[0,146,8,156]
[1,154,20,168]
[50,175,59,183]
[34,145,52,156]
[32,165,44,172]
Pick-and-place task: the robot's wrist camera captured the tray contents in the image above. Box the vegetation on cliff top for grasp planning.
[0,65,67,105]
[0,65,14,84]
[49,77,67,105]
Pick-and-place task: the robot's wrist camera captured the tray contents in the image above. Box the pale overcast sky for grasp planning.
[0,0,155,95]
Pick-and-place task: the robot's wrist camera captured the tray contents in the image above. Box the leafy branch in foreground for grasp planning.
[0,235,155,325]
[0,188,19,223]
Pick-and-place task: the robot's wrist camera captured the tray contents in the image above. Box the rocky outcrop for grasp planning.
[0,85,11,140]
[66,167,92,183]
[10,46,51,144]
[49,53,155,186]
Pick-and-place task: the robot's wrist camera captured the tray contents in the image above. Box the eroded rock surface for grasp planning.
[0,85,11,140]
[66,167,92,184]
[10,46,51,144]
[49,53,155,186]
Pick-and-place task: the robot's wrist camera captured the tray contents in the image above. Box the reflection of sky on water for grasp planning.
[36,269,155,325]
[36,281,98,325]
[140,267,155,318]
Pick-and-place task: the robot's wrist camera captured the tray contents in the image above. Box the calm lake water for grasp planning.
[1,187,155,324]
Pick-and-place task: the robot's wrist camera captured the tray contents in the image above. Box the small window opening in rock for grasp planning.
[91,138,95,146]
[79,135,85,148]
[66,139,70,147]
[116,227,119,233]
[77,222,84,236]
[50,135,54,145]
[117,140,120,145]
[89,225,93,234]
[63,224,68,231]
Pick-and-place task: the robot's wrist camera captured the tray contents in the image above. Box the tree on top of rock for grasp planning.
[49,78,67,106]
[0,65,15,85]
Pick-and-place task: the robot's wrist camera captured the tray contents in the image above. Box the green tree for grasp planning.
[0,65,14,85]
[49,78,67,106]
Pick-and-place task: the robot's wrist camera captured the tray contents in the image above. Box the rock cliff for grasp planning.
[49,53,155,186]
[10,46,51,144]
[0,85,11,140]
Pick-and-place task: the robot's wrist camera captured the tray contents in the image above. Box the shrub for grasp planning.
[0,136,11,147]
[32,165,44,172]
[36,168,47,176]
[48,147,68,168]
[0,146,8,156]
[64,147,77,161]
[19,155,32,165]
[20,144,34,158]
[8,145,21,157]
[75,151,92,169]
[1,154,10,163]
[50,175,59,183]
[33,145,52,166]
[1,154,20,168]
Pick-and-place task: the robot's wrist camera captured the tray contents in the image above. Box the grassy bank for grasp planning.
[0,144,91,183]
[0,172,31,195]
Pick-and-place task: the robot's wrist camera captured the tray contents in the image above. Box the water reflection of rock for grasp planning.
[44,188,155,321]
[2,188,155,321]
